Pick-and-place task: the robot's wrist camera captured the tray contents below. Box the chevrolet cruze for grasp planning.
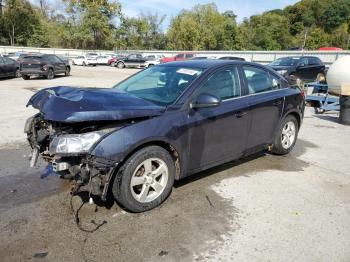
[25,60,305,212]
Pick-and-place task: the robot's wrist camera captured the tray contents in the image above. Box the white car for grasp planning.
[96,55,112,65]
[72,56,97,66]
[143,55,163,67]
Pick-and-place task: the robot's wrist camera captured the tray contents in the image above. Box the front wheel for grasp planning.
[271,115,299,155]
[117,61,125,69]
[14,68,21,78]
[112,146,175,212]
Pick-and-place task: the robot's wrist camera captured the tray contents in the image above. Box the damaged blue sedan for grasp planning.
[25,60,305,212]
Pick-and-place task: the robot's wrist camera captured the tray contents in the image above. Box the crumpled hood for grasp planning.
[27,86,165,122]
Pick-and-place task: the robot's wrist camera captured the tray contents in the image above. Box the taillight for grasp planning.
[300,89,306,100]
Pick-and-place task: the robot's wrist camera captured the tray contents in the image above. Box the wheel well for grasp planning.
[121,141,181,180]
[287,112,301,128]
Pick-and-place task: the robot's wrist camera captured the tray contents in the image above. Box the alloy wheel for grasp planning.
[130,158,169,203]
[281,121,296,149]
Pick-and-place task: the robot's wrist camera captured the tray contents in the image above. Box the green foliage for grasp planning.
[0,0,349,50]
[167,3,240,50]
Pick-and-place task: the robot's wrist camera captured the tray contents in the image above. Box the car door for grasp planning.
[52,55,66,73]
[124,54,137,67]
[242,65,285,152]
[295,57,310,81]
[136,54,145,66]
[0,57,5,77]
[186,66,251,172]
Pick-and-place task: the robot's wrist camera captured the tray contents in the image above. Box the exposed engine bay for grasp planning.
[24,113,131,200]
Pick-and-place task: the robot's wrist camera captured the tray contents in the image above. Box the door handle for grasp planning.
[235,111,247,118]
[273,100,282,106]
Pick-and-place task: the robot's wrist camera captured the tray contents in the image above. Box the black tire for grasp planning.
[112,146,175,212]
[64,67,71,76]
[46,69,54,80]
[117,61,125,69]
[339,95,350,125]
[14,68,21,78]
[22,75,30,80]
[82,61,86,66]
[271,115,299,155]
[92,64,96,67]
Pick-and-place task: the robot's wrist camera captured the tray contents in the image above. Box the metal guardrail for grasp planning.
[1,45,349,65]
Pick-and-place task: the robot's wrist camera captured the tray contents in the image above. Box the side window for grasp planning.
[176,54,184,59]
[185,54,194,59]
[198,66,241,100]
[309,57,322,65]
[128,54,136,59]
[243,66,280,94]
[299,57,308,66]
[48,55,61,63]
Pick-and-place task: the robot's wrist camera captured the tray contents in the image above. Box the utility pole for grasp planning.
[302,28,309,50]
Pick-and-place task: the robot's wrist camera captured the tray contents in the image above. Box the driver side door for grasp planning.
[186,66,251,172]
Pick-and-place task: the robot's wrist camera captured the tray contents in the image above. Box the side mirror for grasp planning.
[191,93,221,109]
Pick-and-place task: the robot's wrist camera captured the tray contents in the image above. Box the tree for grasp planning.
[167,3,240,50]
[2,0,40,46]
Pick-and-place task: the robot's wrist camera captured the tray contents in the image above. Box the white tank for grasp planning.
[327,56,350,96]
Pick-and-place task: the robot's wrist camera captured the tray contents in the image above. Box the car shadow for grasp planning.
[314,114,340,124]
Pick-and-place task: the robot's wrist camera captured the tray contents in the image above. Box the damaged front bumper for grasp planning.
[25,114,119,201]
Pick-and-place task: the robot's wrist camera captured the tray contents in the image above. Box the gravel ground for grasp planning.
[0,66,349,262]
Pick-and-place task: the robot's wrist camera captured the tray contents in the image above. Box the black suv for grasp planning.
[20,54,71,80]
[268,56,326,84]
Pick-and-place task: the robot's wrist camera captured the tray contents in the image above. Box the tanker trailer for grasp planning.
[327,56,350,125]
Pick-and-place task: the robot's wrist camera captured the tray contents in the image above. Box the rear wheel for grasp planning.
[46,69,54,80]
[271,115,299,155]
[22,75,30,80]
[64,67,70,76]
[112,146,175,212]
[14,68,21,78]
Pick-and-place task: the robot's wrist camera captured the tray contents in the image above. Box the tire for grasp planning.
[46,69,54,80]
[22,75,30,80]
[14,68,21,78]
[92,64,96,67]
[339,95,350,125]
[117,61,125,69]
[271,115,299,155]
[64,67,70,76]
[111,62,116,67]
[82,61,86,66]
[112,146,175,212]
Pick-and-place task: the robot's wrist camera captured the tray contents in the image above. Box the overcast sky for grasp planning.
[119,0,300,28]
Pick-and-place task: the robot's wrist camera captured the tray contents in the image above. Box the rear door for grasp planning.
[51,55,66,73]
[124,54,137,67]
[242,65,285,152]
[187,65,251,171]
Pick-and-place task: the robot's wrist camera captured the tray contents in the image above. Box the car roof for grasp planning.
[160,59,249,69]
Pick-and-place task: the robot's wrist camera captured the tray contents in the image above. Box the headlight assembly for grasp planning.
[50,131,104,154]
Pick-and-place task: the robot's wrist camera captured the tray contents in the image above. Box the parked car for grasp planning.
[96,55,113,65]
[0,56,20,78]
[25,60,304,212]
[113,53,147,68]
[160,53,195,63]
[57,55,70,65]
[108,55,126,66]
[20,54,71,80]
[268,56,326,84]
[72,55,97,66]
[143,55,163,67]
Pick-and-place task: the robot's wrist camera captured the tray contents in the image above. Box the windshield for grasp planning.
[113,66,203,106]
[270,57,299,66]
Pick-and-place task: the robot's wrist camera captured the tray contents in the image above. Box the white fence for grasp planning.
[1,45,349,65]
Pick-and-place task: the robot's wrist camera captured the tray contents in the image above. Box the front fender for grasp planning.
[91,112,187,164]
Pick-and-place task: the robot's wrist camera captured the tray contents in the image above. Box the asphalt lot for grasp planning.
[0,65,349,262]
